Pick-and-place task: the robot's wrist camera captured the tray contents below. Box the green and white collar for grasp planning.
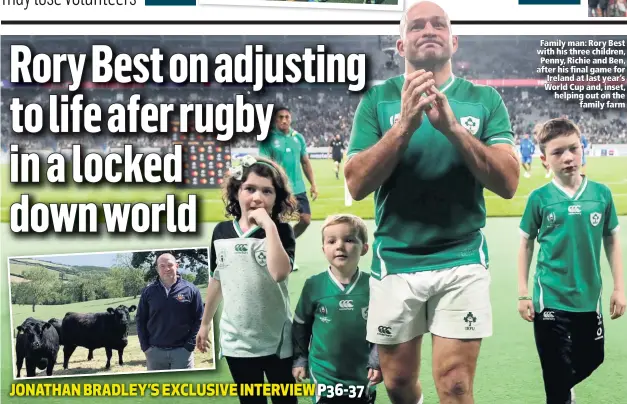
[551,175,588,200]
[327,267,361,294]
[233,220,261,238]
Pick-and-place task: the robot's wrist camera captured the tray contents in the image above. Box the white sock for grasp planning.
[417,395,424,404]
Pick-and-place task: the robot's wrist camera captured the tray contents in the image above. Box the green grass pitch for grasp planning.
[1,157,626,403]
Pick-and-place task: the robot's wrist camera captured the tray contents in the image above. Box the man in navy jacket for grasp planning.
[136,253,204,370]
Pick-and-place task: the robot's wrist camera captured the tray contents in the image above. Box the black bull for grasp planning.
[15,317,60,377]
[62,305,136,370]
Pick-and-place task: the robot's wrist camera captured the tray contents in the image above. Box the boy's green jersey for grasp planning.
[293,269,374,396]
[520,177,620,313]
[348,74,515,279]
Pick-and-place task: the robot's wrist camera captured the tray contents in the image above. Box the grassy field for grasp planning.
[9,294,215,379]
[8,259,79,280]
[2,157,627,224]
[6,264,33,276]
[2,215,626,403]
[11,259,70,270]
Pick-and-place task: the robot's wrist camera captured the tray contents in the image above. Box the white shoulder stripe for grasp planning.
[488,137,516,145]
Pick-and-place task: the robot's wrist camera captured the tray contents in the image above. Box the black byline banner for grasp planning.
[1,19,626,25]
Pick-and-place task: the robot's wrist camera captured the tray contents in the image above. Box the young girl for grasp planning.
[196,154,299,404]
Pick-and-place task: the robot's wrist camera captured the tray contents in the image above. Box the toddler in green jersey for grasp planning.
[292,214,382,403]
[517,117,625,404]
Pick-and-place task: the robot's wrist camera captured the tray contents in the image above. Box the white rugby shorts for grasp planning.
[366,264,493,344]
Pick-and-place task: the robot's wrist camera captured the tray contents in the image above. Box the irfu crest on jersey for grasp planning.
[361,307,369,321]
[461,116,480,135]
[255,250,267,267]
[590,212,602,227]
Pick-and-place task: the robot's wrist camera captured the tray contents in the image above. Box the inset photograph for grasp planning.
[9,247,215,379]
[589,0,626,16]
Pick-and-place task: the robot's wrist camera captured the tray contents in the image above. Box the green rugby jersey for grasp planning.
[520,177,620,313]
[348,74,515,279]
[293,269,375,397]
[259,128,308,195]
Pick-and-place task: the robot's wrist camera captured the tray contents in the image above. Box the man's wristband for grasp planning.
[518,296,532,301]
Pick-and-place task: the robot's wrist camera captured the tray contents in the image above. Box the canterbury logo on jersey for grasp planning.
[234,244,249,253]
[338,300,354,310]
[568,205,582,215]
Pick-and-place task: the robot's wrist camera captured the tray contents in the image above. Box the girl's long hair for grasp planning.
[222,155,299,222]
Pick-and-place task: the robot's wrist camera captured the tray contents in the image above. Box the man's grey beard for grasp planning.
[408,58,447,73]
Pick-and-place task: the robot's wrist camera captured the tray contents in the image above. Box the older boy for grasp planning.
[518,117,625,404]
[292,214,382,403]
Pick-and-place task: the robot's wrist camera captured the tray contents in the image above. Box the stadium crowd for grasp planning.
[2,35,626,151]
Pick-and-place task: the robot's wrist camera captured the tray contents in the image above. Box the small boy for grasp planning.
[292,214,382,403]
[517,117,625,404]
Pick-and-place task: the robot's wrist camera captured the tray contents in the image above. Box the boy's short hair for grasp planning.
[321,214,369,245]
[536,118,581,154]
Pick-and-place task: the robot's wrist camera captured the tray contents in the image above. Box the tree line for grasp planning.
[10,249,209,312]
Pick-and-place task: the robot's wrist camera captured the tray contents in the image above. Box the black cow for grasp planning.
[61,305,136,370]
[47,318,63,345]
[15,317,60,377]
[49,318,94,361]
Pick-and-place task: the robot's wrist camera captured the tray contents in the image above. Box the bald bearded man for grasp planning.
[345,1,520,403]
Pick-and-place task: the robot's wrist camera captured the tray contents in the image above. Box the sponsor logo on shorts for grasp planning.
[464,312,477,331]
[543,311,555,320]
[377,326,392,337]
[596,313,604,340]
[339,300,354,311]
